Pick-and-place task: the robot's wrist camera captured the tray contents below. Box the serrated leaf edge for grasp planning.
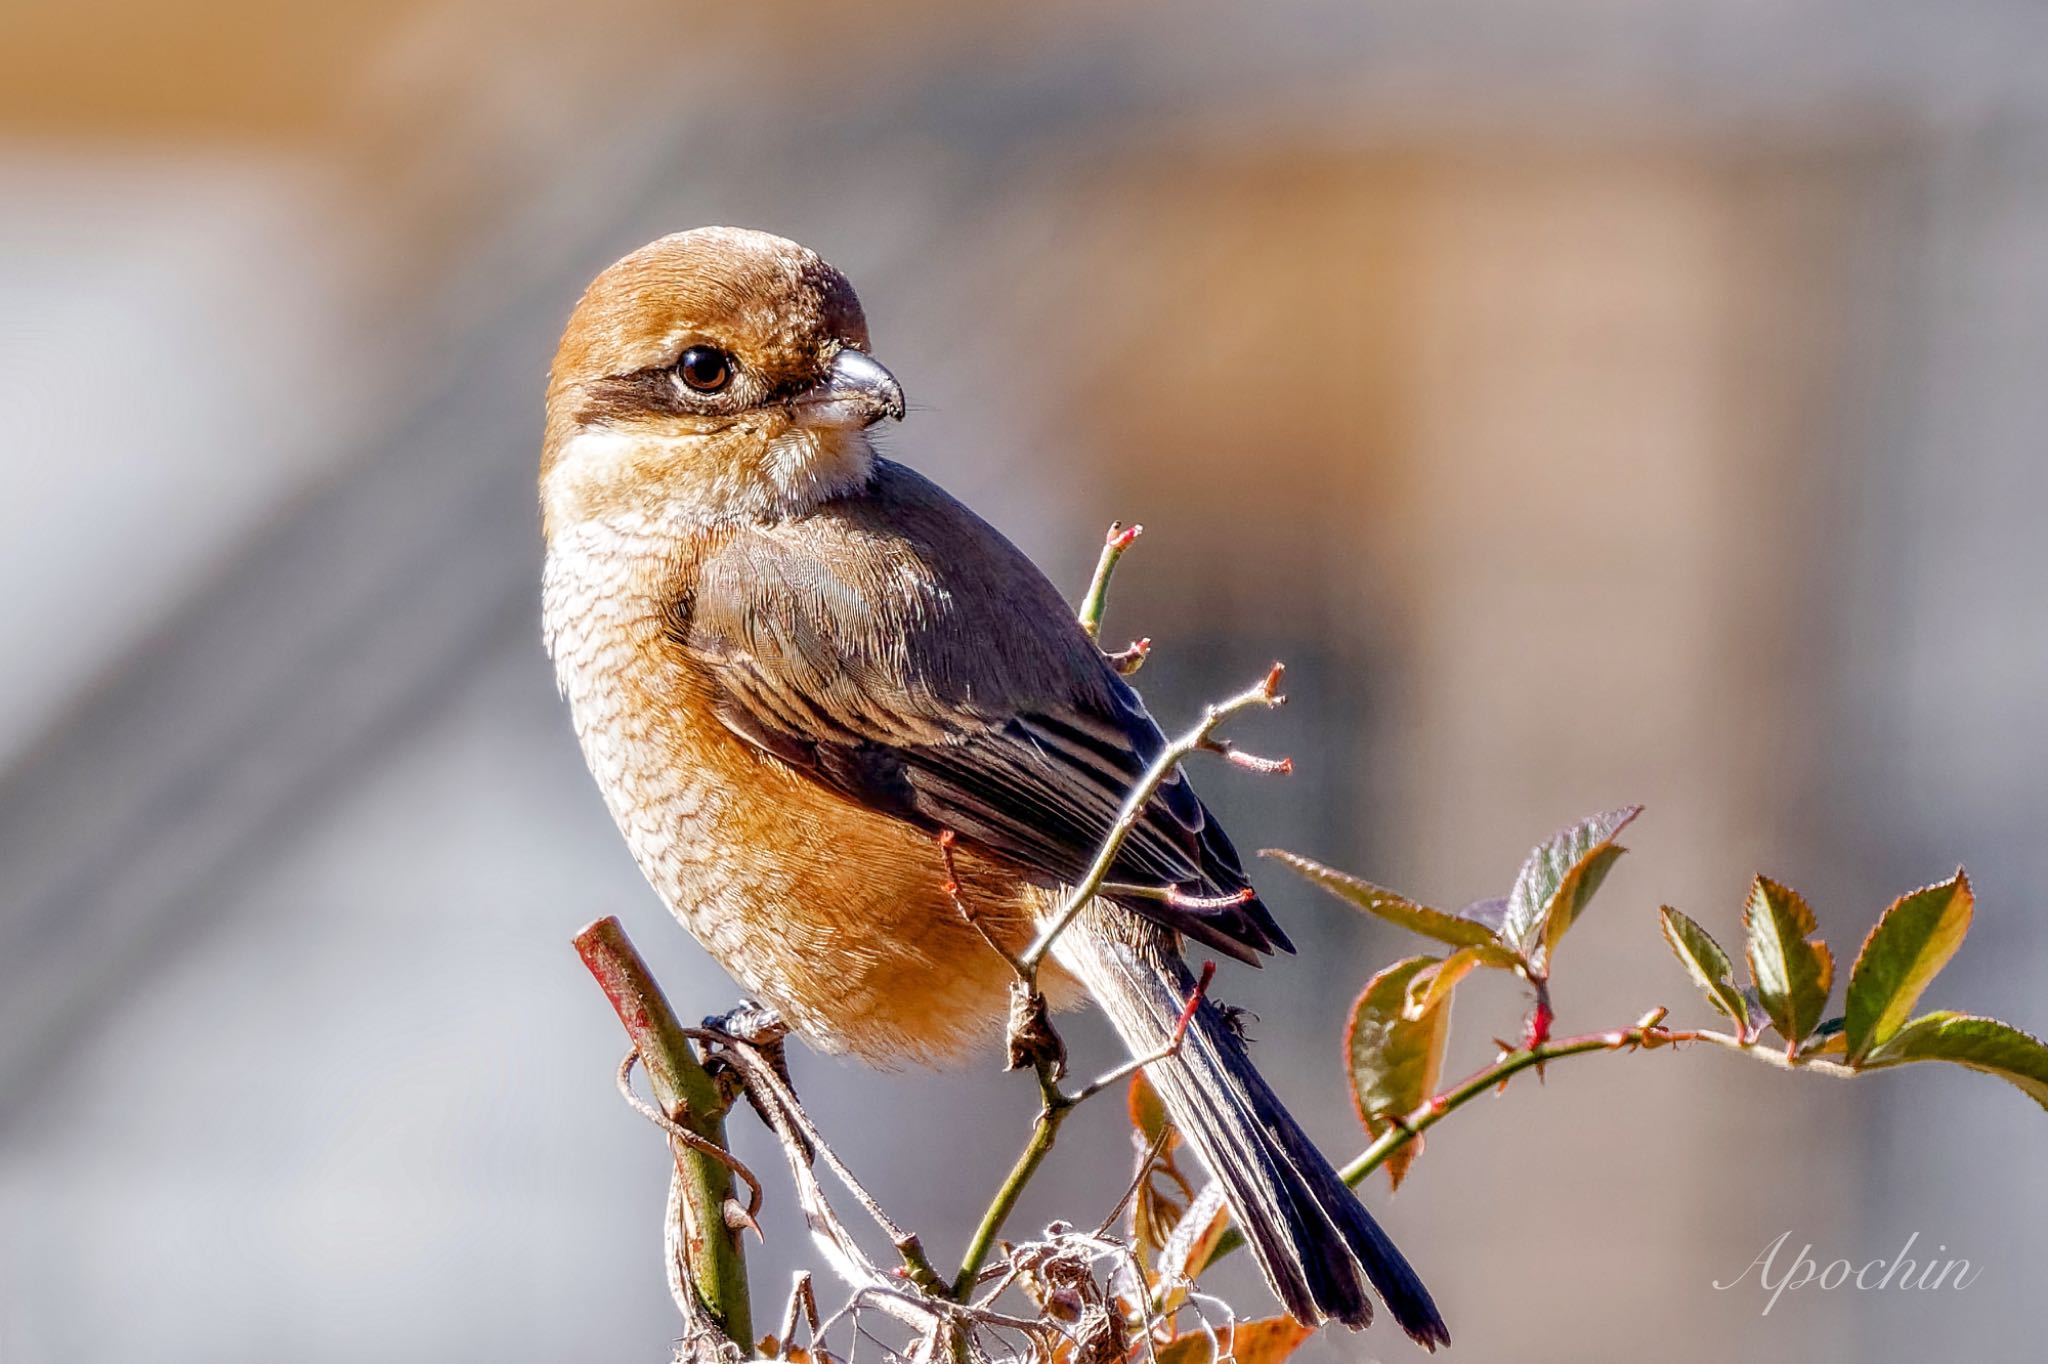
[1843,868,1974,1065]
[1503,805,1643,969]
[1743,875,1835,1050]
[1264,848,1522,966]
[1658,905,1750,1039]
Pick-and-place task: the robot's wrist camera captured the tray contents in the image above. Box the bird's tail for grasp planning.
[1054,913,1450,1349]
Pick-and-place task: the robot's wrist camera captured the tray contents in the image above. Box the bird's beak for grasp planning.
[799,348,906,428]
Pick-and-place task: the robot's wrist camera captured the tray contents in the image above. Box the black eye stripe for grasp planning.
[578,366,719,424]
[576,350,823,427]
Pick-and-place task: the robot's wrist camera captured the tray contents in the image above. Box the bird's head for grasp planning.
[540,226,904,540]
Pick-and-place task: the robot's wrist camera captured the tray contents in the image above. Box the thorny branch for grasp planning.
[1077,521,1144,650]
[1015,662,1289,980]
[680,1014,1202,1364]
[690,1020,955,1306]
[1194,1010,1859,1270]
[950,962,1216,1302]
[576,917,754,1353]
[617,1051,766,1231]
[943,520,1294,1302]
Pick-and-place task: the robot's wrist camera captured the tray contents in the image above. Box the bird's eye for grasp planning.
[676,346,732,393]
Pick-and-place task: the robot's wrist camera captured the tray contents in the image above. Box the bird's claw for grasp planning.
[703,998,790,1049]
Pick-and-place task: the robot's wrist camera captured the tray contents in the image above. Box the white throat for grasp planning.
[543,424,877,533]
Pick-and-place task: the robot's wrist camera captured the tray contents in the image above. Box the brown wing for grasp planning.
[675,461,1289,964]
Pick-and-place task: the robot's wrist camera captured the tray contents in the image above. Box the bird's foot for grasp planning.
[701,999,808,1156]
[702,998,789,1048]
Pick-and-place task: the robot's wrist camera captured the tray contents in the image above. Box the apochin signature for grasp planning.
[1716,1231,1982,1314]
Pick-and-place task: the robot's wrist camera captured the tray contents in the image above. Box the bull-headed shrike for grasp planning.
[541,227,1447,1346]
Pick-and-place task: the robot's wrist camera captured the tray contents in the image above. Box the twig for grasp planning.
[618,1051,765,1230]
[951,964,1215,1299]
[1100,883,1257,913]
[951,1103,1065,1306]
[1094,1127,1176,1242]
[1069,962,1215,1107]
[1198,739,1292,776]
[663,1161,742,1360]
[775,1273,820,1360]
[708,1021,1067,1364]
[946,531,1287,1308]
[575,917,752,1348]
[698,1024,953,1301]
[1077,521,1142,640]
[1017,663,1288,976]
[937,830,1028,977]
[1105,638,1152,676]
[1195,1016,1859,1268]
[714,1032,946,1336]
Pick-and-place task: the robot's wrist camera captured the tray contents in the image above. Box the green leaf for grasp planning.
[1859,1011,2048,1111]
[1502,806,1642,971]
[1346,955,1454,1190]
[1743,876,1835,1050]
[1659,906,1750,1036]
[1263,850,1521,966]
[1843,870,1974,1065]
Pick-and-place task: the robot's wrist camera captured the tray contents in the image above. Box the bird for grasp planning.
[540,225,1448,1347]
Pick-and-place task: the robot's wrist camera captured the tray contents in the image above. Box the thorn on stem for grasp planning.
[1490,1037,1518,1092]
[724,1197,763,1239]
[1619,1007,1669,1053]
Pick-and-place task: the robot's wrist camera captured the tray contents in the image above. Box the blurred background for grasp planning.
[2,2,2044,1361]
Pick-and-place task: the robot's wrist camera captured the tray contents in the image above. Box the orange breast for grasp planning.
[544,521,1077,1067]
